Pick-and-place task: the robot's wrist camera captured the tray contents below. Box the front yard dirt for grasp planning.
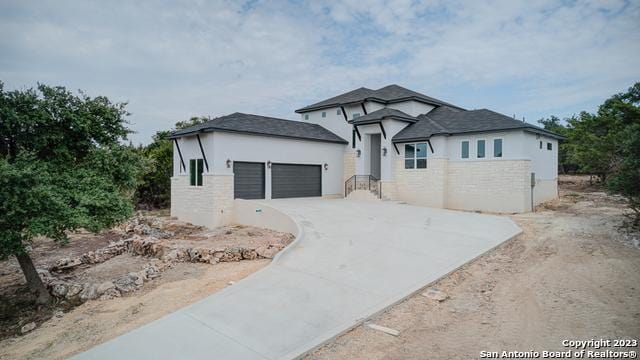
[307,176,640,359]
[0,212,293,360]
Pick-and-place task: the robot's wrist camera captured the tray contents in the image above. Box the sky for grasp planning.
[1,0,639,145]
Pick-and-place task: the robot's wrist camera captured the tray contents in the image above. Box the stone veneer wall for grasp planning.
[394,157,448,208]
[170,174,234,228]
[380,180,397,201]
[343,151,356,183]
[446,160,531,213]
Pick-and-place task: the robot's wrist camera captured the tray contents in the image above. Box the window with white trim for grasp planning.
[321,111,326,118]
[337,109,342,115]
[404,143,428,169]
[352,112,361,119]
[493,138,503,157]
[189,159,204,186]
[547,142,552,150]
[477,139,486,158]
[461,140,469,159]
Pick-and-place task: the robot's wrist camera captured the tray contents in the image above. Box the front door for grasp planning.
[370,134,381,179]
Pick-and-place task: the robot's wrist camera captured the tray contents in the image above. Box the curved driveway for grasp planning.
[75,198,521,360]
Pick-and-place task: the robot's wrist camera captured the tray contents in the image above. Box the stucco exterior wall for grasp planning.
[394,157,448,208]
[446,160,531,213]
[170,174,234,228]
[533,178,558,206]
[209,132,345,199]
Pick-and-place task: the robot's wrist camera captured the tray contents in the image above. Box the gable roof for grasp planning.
[348,108,418,125]
[168,112,348,144]
[392,107,565,142]
[295,84,464,113]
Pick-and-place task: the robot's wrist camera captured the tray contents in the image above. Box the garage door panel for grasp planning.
[234,162,265,199]
[272,164,321,199]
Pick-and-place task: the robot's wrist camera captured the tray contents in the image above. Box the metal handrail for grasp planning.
[345,174,382,199]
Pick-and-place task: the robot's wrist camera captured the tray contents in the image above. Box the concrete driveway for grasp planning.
[74,199,521,360]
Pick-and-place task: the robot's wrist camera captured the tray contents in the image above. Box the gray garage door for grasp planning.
[233,162,265,199]
[271,163,321,199]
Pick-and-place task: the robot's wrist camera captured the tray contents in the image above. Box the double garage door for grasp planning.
[233,162,321,199]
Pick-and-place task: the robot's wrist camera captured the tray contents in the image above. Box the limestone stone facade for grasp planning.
[170,174,234,228]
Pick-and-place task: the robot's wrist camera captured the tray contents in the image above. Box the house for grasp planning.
[169,85,563,228]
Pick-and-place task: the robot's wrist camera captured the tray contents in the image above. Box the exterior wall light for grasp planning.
[356,149,361,157]
[267,161,272,168]
[226,159,232,168]
[382,147,387,156]
[324,163,328,170]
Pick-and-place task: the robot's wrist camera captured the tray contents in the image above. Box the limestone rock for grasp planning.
[20,322,36,334]
[421,288,449,302]
[65,283,83,300]
[256,245,283,259]
[114,274,138,293]
[79,283,99,301]
[50,282,68,298]
[96,281,115,295]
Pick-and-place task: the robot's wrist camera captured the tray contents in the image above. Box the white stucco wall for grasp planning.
[523,131,558,180]
[386,100,435,117]
[353,119,411,181]
[209,132,345,199]
[300,106,352,141]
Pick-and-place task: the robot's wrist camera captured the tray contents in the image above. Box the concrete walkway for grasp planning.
[74,199,521,360]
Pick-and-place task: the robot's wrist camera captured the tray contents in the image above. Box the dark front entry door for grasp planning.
[370,134,381,179]
[271,163,322,199]
[233,161,265,199]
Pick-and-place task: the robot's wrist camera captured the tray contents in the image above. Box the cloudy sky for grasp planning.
[1,0,639,144]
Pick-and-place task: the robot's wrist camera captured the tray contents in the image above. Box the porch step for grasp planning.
[346,190,381,202]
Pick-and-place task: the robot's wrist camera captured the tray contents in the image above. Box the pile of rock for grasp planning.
[44,260,172,303]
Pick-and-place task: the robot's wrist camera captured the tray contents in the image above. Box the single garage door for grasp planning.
[271,163,321,199]
[233,162,265,199]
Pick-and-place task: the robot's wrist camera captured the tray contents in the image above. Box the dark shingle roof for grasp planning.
[168,112,348,144]
[348,108,417,125]
[295,84,463,113]
[392,107,565,142]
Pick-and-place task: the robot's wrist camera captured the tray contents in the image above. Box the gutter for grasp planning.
[167,128,349,145]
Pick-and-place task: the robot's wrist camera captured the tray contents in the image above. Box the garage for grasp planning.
[271,163,322,199]
[233,162,265,199]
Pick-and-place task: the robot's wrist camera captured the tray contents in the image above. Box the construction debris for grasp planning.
[421,288,449,302]
[366,323,400,337]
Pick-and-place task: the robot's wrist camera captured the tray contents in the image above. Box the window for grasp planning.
[404,143,428,169]
[461,141,469,159]
[539,141,543,149]
[477,140,486,158]
[547,142,552,150]
[304,114,309,120]
[493,138,503,157]
[337,109,342,115]
[352,112,361,119]
[189,159,204,186]
[321,111,326,118]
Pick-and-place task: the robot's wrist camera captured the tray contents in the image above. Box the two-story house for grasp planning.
[169,85,563,228]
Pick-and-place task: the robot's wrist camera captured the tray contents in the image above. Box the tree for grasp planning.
[136,117,208,208]
[0,82,146,304]
[606,123,640,225]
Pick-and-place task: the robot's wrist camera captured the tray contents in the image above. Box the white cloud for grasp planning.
[0,0,638,143]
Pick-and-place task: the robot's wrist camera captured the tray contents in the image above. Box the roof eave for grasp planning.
[296,96,465,113]
[348,115,417,125]
[168,127,348,144]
